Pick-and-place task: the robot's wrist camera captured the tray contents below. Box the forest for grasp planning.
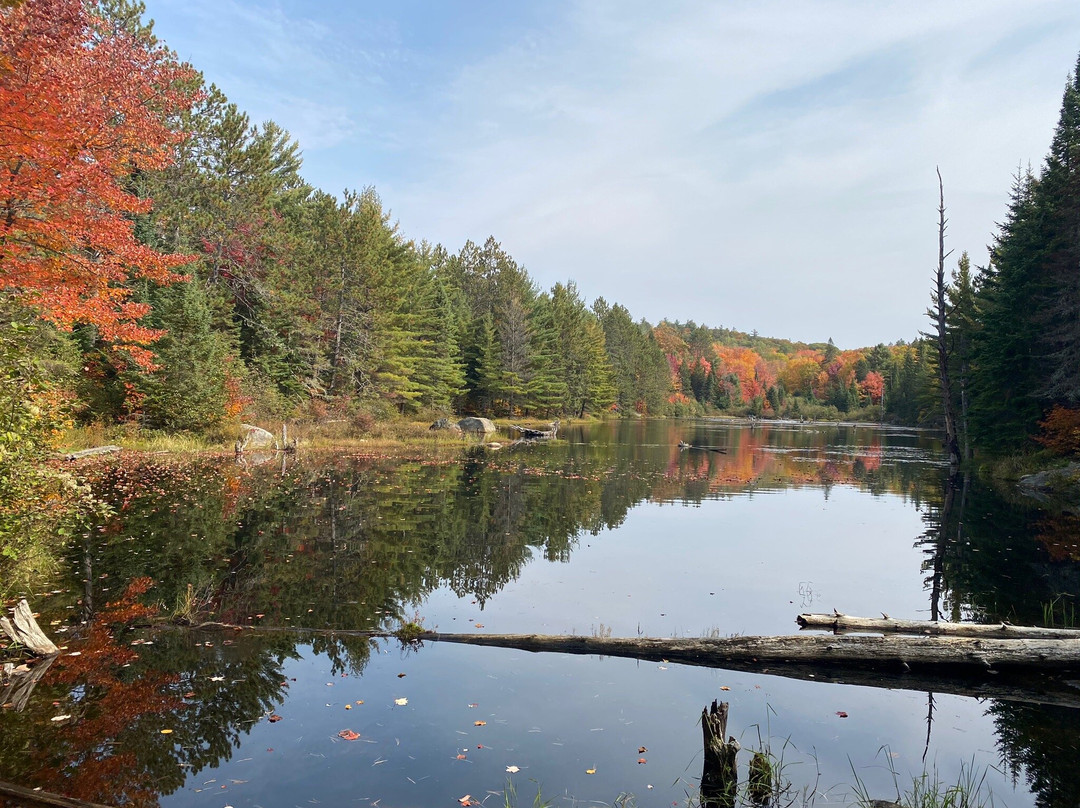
[4,1,1080,555]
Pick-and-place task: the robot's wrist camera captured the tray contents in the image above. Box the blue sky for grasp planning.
[145,0,1080,347]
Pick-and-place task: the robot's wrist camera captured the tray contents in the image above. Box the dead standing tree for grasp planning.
[701,700,739,808]
[929,167,961,467]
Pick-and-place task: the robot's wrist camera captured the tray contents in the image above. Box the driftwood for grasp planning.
[509,419,559,439]
[1,600,59,656]
[798,612,1080,639]
[62,445,120,461]
[701,700,738,808]
[0,779,113,808]
[679,441,727,453]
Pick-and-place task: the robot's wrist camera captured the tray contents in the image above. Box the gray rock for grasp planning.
[457,417,496,435]
[240,424,276,450]
[429,418,462,433]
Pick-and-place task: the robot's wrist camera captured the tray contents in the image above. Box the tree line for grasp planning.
[3,0,1079,467]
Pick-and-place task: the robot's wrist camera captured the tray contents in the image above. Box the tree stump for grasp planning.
[701,700,739,808]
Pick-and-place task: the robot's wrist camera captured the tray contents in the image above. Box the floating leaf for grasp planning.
[474,720,487,726]
[459,796,476,806]
[159,728,174,734]
[456,753,467,760]
[345,704,352,710]
[638,758,647,764]
[638,746,648,753]
[268,714,282,723]
[355,700,364,705]
[397,673,406,678]
[720,686,731,691]
[50,715,71,722]
[506,765,520,773]
[338,729,360,741]
[468,703,478,708]
[836,711,849,718]
[394,697,408,706]
[586,768,596,775]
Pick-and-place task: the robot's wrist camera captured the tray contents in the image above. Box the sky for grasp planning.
[143,0,1080,348]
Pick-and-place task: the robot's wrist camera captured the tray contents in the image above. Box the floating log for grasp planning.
[167,621,1080,707]
[0,779,114,808]
[421,631,1080,675]
[62,445,120,461]
[0,600,59,656]
[797,612,1080,639]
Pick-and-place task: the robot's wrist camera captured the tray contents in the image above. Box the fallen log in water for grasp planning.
[797,612,1080,639]
[167,622,1080,707]
[1,600,59,656]
[0,779,113,808]
[421,631,1080,674]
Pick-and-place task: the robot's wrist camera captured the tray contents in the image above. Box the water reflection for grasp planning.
[2,420,1079,807]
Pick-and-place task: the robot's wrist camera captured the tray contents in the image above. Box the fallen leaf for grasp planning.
[50,715,71,722]
[468,703,478,708]
[459,796,476,806]
[345,704,352,710]
[638,746,648,753]
[183,691,195,698]
[355,700,364,705]
[474,720,487,726]
[720,686,731,691]
[338,729,361,741]
[210,676,225,682]
[638,758,647,764]
[160,729,174,734]
[586,768,596,775]
[506,765,520,773]
[456,754,467,760]
[268,714,282,723]
[397,673,406,678]
[474,623,484,628]
[836,711,849,718]
[394,697,408,706]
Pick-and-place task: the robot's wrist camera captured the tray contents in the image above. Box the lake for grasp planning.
[2,419,1078,807]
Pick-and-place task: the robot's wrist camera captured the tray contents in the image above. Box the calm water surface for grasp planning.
[2,420,1079,807]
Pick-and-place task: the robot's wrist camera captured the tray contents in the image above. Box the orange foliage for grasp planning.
[861,371,884,405]
[0,0,197,367]
[1036,405,1080,456]
[713,346,763,402]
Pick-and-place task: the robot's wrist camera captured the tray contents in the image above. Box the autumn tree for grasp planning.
[0,0,196,366]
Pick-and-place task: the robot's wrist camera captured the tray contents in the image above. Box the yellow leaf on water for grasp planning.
[394,697,408,706]
[586,768,596,775]
[159,729,174,734]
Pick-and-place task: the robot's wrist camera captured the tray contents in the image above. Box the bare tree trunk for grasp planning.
[701,700,738,808]
[933,168,961,466]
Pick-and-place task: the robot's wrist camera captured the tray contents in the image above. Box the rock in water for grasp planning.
[240,424,276,449]
[457,417,496,435]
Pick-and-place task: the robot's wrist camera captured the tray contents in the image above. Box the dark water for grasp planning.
[3,420,1080,807]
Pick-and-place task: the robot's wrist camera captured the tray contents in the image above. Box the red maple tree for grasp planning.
[0,0,197,366]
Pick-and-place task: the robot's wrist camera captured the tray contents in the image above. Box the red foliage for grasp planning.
[0,0,197,366]
[1036,405,1080,456]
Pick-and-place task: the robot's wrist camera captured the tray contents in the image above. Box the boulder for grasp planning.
[240,424,276,450]
[457,417,496,435]
[429,418,462,434]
